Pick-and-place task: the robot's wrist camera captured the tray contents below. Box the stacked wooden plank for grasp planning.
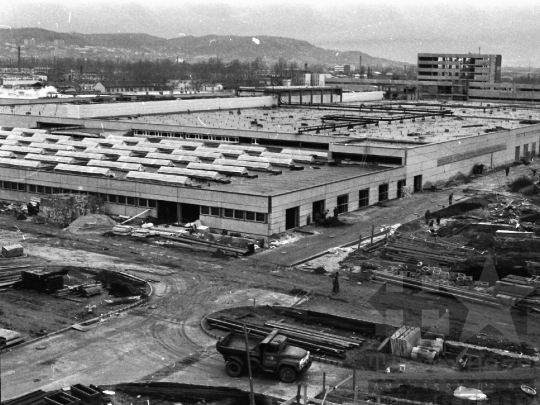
[437,222,471,237]
[206,316,349,358]
[1,390,52,405]
[264,321,361,349]
[69,384,101,405]
[44,392,80,405]
[390,325,421,358]
[0,265,31,288]
[374,270,500,306]
[385,235,475,267]
[0,328,24,348]
[112,225,133,236]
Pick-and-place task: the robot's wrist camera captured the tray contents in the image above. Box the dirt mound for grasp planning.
[65,214,117,234]
[508,175,534,192]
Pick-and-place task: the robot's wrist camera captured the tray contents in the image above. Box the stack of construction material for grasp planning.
[494,281,535,298]
[495,237,540,252]
[437,221,471,238]
[112,225,133,236]
[0,265,30,287]
[410,347,437,364]
[132,228,151,238]
[390,325,421,358]
[385,235,476,267]
[0,328,24,348]
[69,384,101,405]
[79,283,102,297]
[44,392,81,405]
[416,338,444,358]
[206,316,358,358]
[2,244,23,258]
[21,268,69,293]
[38,194,104,228]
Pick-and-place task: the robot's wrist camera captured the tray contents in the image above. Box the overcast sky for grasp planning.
[2,0,539,67]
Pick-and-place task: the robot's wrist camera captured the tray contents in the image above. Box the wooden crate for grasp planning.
[2,244,23,258]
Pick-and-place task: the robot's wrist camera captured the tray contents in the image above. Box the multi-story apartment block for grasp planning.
[417,53,502,83]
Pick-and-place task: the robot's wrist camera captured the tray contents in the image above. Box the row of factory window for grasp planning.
[0,182,158,208]
[200,205,267,223]
[133,129,239,142]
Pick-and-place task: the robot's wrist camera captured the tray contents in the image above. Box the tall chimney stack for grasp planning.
[17,46,21,71]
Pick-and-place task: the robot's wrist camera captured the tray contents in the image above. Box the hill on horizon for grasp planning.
[0,27,409,69]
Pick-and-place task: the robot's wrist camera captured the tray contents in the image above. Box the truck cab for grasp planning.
[216,329,311,383]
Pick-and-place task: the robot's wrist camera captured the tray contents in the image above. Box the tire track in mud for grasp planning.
[135,272,227,382]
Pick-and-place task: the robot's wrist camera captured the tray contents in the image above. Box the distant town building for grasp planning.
[93,81,156,93]
[63,70,105,82]
[417,53,502,83]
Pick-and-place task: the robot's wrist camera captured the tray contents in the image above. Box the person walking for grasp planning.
[449,193,454,206]
[332,272,340,295]
[505,166,510,176]
[425,210,431,225]
[333,206,339,219]
[436,213,441,226]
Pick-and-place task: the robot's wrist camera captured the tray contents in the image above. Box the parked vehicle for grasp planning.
[216,329,311,383]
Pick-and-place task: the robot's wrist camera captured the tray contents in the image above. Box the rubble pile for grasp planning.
[38,194,104,227]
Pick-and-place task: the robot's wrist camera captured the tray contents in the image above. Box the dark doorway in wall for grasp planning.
[312,200,325,219]
[515,146,521,162]
[414,175,423,192]
[397,179,406,198]
[158,200,178,223]
[285,207,299,230]
[378,184,389,202]
[180,203,200,223]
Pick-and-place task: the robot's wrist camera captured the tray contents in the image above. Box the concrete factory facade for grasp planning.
[0,94,539,238]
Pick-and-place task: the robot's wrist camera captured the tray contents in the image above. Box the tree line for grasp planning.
[4,56,328,88]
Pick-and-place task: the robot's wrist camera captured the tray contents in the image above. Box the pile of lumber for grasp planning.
[385,235,477,267]
[390,325,421,357]
[0,265,31,288]
[495,237,540,252]
[1,390,53,405]
[264,321,361,349]
[54,282,103,298]
[275,307,395,338]
[206,316,356,358]
[437,221,471,238]
[374,271,500,307]
[0,328,24,348]
[112,225,133,236]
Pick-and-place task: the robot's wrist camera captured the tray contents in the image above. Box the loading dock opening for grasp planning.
[157,200,178,223]
[414,175,423,192]
[285,207,299,230]
[179,203,200,223]
[312,200,325,219]
[397,179,406,198]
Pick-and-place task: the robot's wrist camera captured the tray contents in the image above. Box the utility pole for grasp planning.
[0,337,6,399]
[243,325,255,405]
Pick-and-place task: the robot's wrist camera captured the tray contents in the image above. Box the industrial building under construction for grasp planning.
[0,90,539,238]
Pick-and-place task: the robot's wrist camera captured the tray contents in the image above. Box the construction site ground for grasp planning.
[2,161,540,404]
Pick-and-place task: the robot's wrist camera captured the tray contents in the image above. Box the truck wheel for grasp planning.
[225,360,243,377]
[279,366,297,383]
